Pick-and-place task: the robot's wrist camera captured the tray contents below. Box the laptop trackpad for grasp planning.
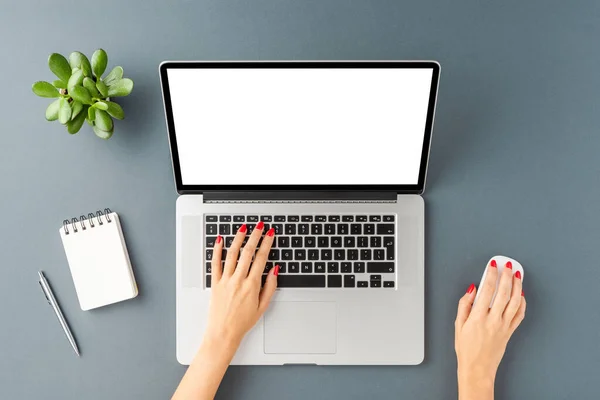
[264,302,337,354]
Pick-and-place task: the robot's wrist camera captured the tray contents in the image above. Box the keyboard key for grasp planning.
[264,262,274,273]
[324,224,335,234]
[247,216,259,222]
[311,224,323,235]
[334,249,345,260]
[247,224,256,233]
[315,215,327,222]
[331,236,342,247]
[206,236,216,247]
[341,262,352,273]
[357,236,369,247]
[315,262,326,273]
[219,216,232,222]
[287,216,300,222]
[206,224,218,235]
[376,224,395,235]
[318,237,329,247]
[348,249,358,260]
[301,262,313,273]
[269,249,280,260]
[356,215,367,222]
[277,262,287,273]
[328,215,340,222]
[384,281,395,288]
[364,224,375,235]
[206,275,212,287]
[374,249,385,260]
[361,249,372,260]
[282,249,293,260]
[357,281,368,287]
[384,237,395,260]
[327,262,339,273]
[272,224,283,235]
[285,224,296,235]
[351,224,362,235]
[328,275,342,287]
[291,237,302,247]
[370,274,382,281]
[206,249,213,261]
[261,216,272,222]
[321,249,332,260]
[219,225,231,235]
[206,262,212,273]
[344,237,355,247]
[242,237,249,246]
[370,237,382,247]
[371,281,382,288]
[301,215,313,222]
[304,237,316,247]
[342,215,354,222]
[278,237,290,247]
[369,215,381,222]
[233,215,245,222]
[383,215,395,222]
[295,249,306,260]
[337,224,349,235]
[206,215,217,222]
[288,262,300,273]
[344,275,356,287]
[232,223,243,232]
[308,249,319,260]
[354,262,365,273]
[226,236,235,247]
[367,262,395,273]
[273,275,325,288]
[298,224,310,235]
[274,215,286,222]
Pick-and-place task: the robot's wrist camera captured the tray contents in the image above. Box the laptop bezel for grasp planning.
[159,60,440,195]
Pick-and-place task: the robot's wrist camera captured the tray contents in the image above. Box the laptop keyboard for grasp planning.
[204,214,396,288]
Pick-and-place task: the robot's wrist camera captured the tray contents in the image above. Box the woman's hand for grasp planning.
[455,259,527,400]
[172,222,278,400]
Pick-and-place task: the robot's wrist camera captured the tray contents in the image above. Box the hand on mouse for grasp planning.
[172,222,278,400]
[455,259,527,400]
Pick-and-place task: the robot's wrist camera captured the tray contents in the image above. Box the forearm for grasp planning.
[458,371,495,400]
[172,336,239,400]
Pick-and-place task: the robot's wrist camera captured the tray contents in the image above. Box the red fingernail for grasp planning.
[274,265,280,276]
[216,235,222,244]
[515,270,521,279]
[266,228,275,237]
[521,289,525,297]
[256,221,264,230]
[490,259,497,268]
[239,224,247,233]
[506,261,512,270]
[467,283,475,294]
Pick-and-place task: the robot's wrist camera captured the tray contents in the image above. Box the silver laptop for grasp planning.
[160,61,440,365]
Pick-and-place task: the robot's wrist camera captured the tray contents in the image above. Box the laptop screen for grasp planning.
[162,62,439,191]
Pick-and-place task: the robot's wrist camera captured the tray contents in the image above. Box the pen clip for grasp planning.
[39,281,51,304]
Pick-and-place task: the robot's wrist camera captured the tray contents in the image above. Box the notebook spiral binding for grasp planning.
[63,208,113,235]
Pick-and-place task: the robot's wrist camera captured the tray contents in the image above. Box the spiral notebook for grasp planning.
[59,209,138,311]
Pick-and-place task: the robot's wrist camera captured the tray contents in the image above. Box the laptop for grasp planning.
[159,61,440,365]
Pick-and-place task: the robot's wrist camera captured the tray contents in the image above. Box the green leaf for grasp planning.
[93,124,113,139]
[103,66,123,85]
[96,80,108,97]
[58,98,72,124]
[48,53,72,82]
[32,81,59,98]
[67,69,84,91]
[83,77,100,97]
[70,86,93,105]
[107,78,133,97]
[52,80,67,89]
[71,101,83,120]
[94,109,113,131]
[88,105,96,122]
[69,51,92,77]
[93,101,109,110]
[91,49,108,78]
[45,99,61,121]
[105,101,124,120]
[67,108,86,134]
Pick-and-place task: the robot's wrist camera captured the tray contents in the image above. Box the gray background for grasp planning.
[1,0,599,398]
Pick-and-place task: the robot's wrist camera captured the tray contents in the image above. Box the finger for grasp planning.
[211,235,224,282]
[472,259,499,314]
[223,224,247,277]
[235,221,265,278]
[258,266,279,315]
[249,227,276,281]
[455,283,476,329]
[503,270,523,322]
[509,291,526,334]
[490,261,515,318]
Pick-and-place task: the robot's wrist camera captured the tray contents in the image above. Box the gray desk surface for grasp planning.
[2,0,599,398]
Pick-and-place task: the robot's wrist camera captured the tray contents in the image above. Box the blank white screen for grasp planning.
[167,67,433,185]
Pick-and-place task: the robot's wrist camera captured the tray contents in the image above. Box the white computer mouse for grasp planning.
[473,255,524,308]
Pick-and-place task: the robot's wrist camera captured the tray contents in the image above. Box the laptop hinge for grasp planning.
[203,191,397,203]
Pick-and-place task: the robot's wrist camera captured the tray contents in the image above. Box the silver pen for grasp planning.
[38,271,80,356]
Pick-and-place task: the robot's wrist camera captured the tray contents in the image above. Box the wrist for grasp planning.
[458,369,495,400]
[199,331,241,361]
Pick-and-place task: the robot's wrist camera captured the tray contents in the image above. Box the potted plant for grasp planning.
[32,49,133,139]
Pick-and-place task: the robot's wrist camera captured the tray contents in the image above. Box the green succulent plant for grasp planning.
[32,49,133,139]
